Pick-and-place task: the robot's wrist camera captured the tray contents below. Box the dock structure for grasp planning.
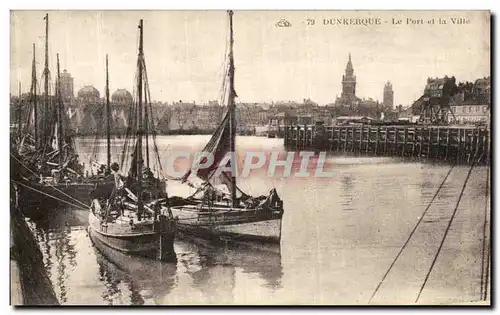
[284,125,490,165]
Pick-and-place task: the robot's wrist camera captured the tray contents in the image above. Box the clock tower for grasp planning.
[341,53,356,100]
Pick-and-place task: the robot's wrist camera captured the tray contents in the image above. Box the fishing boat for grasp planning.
[86,54,123,200]
[88,19,177,262]
[13,14,114,211]
[169,11,284,250]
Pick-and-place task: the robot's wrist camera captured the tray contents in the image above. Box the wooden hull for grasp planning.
[88,212,176,262]
[170,205,283,251]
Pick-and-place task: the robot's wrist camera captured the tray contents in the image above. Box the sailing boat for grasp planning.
[88,19,177,262]
[169,11,284,250]
[13,14,113,210]
[15,49,95,210]
[14,44,39,162]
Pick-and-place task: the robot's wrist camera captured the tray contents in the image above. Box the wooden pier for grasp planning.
[284,125,490,164]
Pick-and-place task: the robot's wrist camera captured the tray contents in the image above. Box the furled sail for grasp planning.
[51,121,59,151]
[180,107,243,197]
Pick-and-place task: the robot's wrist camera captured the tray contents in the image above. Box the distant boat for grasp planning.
[169,11,284,250]
[88,19,177,262]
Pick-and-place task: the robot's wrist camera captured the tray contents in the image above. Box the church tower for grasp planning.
[341,53,356,99]
[383,81,394,108]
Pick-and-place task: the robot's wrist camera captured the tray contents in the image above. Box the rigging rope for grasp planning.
[415,162,475,303]
[12,179,90,210]
[368,163,456,303]
[141,56,165,179]
[10,153,91,209]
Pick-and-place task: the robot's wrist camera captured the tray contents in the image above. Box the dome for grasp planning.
[111,89,133,104]
[77,85,100,99]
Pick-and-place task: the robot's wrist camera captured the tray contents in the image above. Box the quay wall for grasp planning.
[10,204,58,306]
[284,125,490,165]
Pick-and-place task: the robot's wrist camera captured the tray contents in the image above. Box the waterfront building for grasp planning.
[111,89,133,132]
[77,85,100,104]
[111,89,133,105]
[76,85,102,134]
[450,101,489,124]
[449,78,490,125]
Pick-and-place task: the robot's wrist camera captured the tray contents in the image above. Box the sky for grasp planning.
[10,10,490,106]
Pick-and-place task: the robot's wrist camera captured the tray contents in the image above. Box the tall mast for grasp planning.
[137,19,144,218]
[56,53,64,179]
[228,10,237,207]
[106,54,111,171]
[43,13,49,148]
[31,44,38,145]
[17,82,22,139]
[144,83,149,169]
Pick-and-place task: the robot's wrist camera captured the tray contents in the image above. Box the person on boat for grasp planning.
[97,164,107,177]
[110,162,124,191]
[203,184,216,208]
[142,167,154,181]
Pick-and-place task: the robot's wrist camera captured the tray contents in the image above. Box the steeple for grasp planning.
[341,53,356,99]
[345,53,354,75]
[345,52,354,77]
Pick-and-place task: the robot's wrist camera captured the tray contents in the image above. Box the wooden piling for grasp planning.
[436,127,440,159]
[343,127,347,153]
[444,128,450,161]
[403,128,407,157]
[457,128,462,163]
[384,128,388,155]
[359,127,363,153]
[295,125,299,149]
[393,127,397,156]
[283,124,489,165]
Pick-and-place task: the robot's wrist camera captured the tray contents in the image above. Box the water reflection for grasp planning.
[97,258,125,305]
[25,208,83,304]
[89,230,178,305]
[180,241,283,296]
[340,173,356,210]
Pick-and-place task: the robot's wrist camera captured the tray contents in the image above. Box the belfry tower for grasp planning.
[341,53,356,100]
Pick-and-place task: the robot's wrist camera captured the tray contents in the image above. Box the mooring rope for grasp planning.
[368,163,456,303]
[12,179,90,210]
[480,166,490,301]
[10,153,91,209]
[415,162,475,303]
[483,236,491,301]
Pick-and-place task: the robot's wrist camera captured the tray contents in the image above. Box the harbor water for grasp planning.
[22,136,490,305]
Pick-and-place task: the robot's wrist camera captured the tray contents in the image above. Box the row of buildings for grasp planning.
[58,54,399,134]
[398,76,491,125]
[11,55,490,134]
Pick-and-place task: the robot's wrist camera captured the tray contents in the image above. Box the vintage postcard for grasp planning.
[9,10,490,306]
